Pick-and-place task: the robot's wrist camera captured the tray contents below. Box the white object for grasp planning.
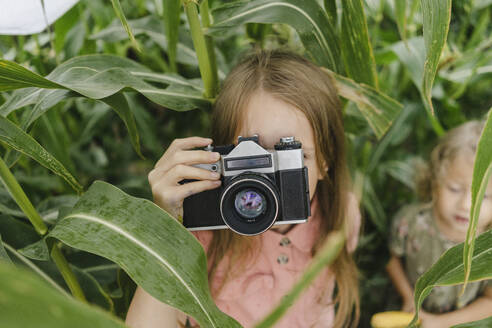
[0,0,79,35]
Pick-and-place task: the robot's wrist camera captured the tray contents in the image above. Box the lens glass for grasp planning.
[234,189,266,219]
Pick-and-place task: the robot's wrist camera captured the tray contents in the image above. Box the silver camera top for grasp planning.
[196,135,304,177]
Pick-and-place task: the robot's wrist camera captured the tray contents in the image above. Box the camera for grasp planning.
[182,135,310,236]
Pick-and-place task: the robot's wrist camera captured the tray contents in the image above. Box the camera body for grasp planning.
[183,135,310,236]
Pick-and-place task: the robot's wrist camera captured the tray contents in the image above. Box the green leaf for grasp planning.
[0,56,210,158]
[409,229,492,327]
[163,0,181,71]
[0,234,12,262]
[0,116,83,193]
[90,16,198,67]
[0,56,209,113]
[322,68,403,138]
[184,0,219,99]
[1,238,67,296]
[110,0,140,52]
[463,109,492,289]
[48,181,242,328]
[0,61,64,92]
[19,238,50,261]
[54,4,80,55]
[100,94,143,159]
[391,37,425,92]
[394,0,407,43]
[391,37,445,136]
[0,262,127,328]
[420,0,452,115]
[209,0,344,73]
[451,316,492,328]
[340,0,378,88]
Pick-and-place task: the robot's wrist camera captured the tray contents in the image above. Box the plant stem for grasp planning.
[184,0,219,99]
[50,242,87,302]
[0,156,86,301]
[0,157,47,235]
[254,231,345,328]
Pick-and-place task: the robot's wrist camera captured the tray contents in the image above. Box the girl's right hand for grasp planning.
[148,137,222,221]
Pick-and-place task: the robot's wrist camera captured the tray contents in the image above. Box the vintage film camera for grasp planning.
[182,135,310,236]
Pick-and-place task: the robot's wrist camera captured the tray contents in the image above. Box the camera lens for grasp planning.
[220,173,279,236]
[234,189,266,219]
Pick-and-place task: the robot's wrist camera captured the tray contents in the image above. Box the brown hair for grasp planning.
[206,49,359,327]
[416,120,485,201]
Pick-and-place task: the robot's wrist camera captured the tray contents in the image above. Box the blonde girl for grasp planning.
[126,50,361,328]
[386,120,492,328]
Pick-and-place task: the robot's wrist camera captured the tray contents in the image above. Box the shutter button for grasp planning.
[279,237,291,247]
[277,254,289,264]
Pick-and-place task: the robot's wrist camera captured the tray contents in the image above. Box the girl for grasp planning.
[126,50,361,328]
[386,120,492,327]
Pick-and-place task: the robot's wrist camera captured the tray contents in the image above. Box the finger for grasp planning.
[173,150,220,166]
[169,137,213,152]
[151,164,220,185]
[175,179,222,200]
[154,137,212,167]
[155,150,219,172]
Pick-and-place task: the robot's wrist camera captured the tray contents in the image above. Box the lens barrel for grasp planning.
[220,173,280,235]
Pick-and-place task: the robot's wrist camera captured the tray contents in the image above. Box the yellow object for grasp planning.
[370,311,418,328]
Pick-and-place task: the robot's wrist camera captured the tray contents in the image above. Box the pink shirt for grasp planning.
[191,193,360,328]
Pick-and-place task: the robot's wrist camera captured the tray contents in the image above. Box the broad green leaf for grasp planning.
[0,234,12,262]
[110,0,140,52]
[322,68,403,138]
[163,0,181,71]
[48,181,242,328]
[90,16,198,67]
[420,0,452,115]
[340,0,378,88]
[451,316,492,328]
[409,229,492,327]
[0,57,211,158]
[209,0,344,73]
[0,262,127,328]
[0,57,209,113]
[0,61,64,91]
[463,109,492,289]
[0,115,82,193]
[255,231,344,328]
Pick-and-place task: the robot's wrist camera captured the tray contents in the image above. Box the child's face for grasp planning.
[237,90,324,201]
[434,154,492,241]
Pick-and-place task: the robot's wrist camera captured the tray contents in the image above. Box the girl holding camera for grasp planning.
[126,50,361,328]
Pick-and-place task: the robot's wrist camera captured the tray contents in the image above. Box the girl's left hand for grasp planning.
[419,310,445,328]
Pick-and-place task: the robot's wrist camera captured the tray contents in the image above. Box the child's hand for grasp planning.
[148,137,221,221]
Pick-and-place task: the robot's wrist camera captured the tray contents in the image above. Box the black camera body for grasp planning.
[182,135,310,236]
